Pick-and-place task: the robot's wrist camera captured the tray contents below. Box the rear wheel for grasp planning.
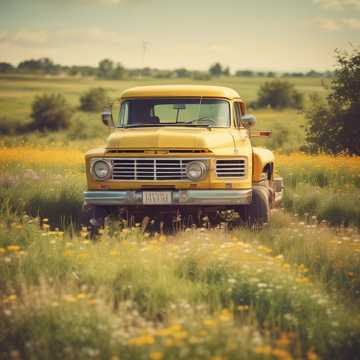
[243,186,271,226]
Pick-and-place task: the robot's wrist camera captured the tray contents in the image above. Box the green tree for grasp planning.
[305,48,360,155]
[209,62,223,77]
[97,59,114,79]
[257,80,303,109]
[174,68,191,78]
[112,63,126,79]
[0,62,14,73]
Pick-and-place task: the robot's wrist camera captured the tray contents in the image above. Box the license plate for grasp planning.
[143,191,172,205]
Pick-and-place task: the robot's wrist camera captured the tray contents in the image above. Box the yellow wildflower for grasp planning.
[149,352,163,360]
[76,293,87,300]
[255,346,273,355]
[63,294,77,303]
[203,319,216,327]
[128,335,155,346]
[219,309,232,322]
[7,245,21,252]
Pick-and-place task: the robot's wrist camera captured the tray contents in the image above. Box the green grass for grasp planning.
[1,212,360,359]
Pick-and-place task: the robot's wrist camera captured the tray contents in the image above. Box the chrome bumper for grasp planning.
[84,189,252,206]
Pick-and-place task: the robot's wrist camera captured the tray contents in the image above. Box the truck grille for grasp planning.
[216,159,246,178]
[111,158,202,181]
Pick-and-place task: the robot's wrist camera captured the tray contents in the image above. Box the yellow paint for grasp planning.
[252,147,275,182]
[85,85,275,190]
[120,85,242,100]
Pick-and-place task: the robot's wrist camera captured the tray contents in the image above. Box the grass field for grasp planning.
[1,75,360,359]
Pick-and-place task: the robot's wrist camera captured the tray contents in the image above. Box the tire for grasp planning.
[243,186,271,226]
[81,204,108,240]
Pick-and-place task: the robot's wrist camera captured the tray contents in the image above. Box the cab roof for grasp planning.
[120,85,241,100]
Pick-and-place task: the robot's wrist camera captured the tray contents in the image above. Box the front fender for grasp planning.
[252,147,274,182]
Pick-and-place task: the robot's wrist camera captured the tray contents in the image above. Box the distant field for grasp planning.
[0,74,326,152]
[0,75,328,121]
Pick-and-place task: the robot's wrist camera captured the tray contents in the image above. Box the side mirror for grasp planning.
[241,114,256,128]
[101,111,114,127]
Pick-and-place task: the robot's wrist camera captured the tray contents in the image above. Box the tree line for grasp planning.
[0,58,332,79]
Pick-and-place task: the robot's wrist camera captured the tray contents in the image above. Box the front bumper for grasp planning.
[84,189,252,206]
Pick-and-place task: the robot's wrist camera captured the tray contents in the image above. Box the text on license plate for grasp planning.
[143,191,172,204]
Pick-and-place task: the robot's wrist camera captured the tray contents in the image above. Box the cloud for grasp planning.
[0,28,131,48]
[316,17,360,30]
[314,0,360,10]
[0,30,49,47]
[0,27,140,66]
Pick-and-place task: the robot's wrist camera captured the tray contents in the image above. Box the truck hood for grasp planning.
[106,127,237,152]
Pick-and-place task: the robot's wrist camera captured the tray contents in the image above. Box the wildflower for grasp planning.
[128,335,154,346]
[219,309,232,322]
[189,336,201,344]
[272,348,292,360]
[7,245,21,252]
[172,331,188,340]
[3,294,17,303]
[76,293,87,300]
[255,346,273,355]
[307,348,320,360]
[149,352,163,360]
[203,319,216,327]
[159,235,167,242]
[63,294,77,303]
[42,223,50,231]
[276,334,290,346]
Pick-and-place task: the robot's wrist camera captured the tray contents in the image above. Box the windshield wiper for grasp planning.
[124,124,162,128]
[124,123,211,128]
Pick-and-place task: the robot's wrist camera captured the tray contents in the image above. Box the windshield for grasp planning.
[119,98,230,128]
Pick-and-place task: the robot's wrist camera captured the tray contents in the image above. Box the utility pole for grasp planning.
[140,40,148,79]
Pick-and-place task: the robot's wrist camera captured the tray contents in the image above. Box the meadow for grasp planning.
[1,75,360,359]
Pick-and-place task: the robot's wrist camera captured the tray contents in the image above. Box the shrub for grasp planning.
[79,88,107,112]
[0,117,23,135]
[256,80,303,109]
[30,94,73,131]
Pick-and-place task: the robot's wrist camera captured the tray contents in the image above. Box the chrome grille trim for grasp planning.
[110,158,208,181]
[216,159,246,178]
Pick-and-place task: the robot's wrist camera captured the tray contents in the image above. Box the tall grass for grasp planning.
[1,213,360,359]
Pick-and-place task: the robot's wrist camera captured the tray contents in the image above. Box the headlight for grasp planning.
[91,160,112,180]
[186,161,207,181]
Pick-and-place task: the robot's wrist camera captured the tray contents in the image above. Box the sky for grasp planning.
[0,0,359,71]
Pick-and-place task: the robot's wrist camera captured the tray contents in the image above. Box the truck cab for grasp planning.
[83,85,283,231]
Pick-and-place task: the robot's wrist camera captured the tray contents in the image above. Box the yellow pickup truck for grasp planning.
[83,85,283,232]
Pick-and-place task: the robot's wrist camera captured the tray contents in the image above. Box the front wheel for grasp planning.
[242,186,271,226]
[81,204,109,239]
